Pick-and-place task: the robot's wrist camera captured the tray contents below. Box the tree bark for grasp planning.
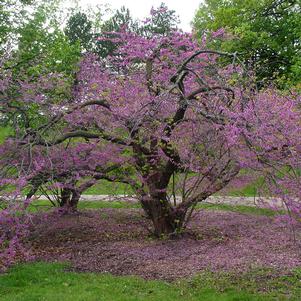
[60,188,72,207]
[69,190,80,210]
[140,194,186,237]
[60,188,79,212]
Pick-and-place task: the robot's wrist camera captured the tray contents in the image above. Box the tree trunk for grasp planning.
[69,190,80,210]
[60,188,80,212]
[60,188,72,207]
[140,195,186,237]
[152,212,178,237]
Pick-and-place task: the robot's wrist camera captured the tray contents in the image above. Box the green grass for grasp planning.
[27,200,141,212]
[84,179,133,195]
[77,200,141,209]
[83,173,262,197]
[196,203,277,216]
[227,177,266,197]
[228,183,258,197]
[27,199,277,216]
[78,180,261,197]
[189,268,301,301]
[1,262,300,300]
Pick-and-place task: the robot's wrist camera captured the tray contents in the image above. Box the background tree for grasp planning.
[65,11,93,53]
[12,0,80,76]
[193,0,301,87]
[95,6,138,58]
[0,0,81,131]
[140,2,180,36]
[95,3,180,58]
[0,0,36,55]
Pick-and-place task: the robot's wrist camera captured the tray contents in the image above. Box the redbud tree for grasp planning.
[2,29,301,238]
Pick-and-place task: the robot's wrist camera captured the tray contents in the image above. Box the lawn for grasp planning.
[28,199,277,216]
[84,177,261,197]
[0,262,300,301]
[84,179,134,195]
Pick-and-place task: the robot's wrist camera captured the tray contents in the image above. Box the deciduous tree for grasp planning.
[193,0,301,87]
[6,29,299,237]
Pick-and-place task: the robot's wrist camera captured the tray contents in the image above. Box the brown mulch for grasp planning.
[28,208,301,280]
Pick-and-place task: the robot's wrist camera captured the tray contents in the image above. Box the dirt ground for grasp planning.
[28,208,301,281]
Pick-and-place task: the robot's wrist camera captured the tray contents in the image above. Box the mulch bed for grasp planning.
[28,208,301,280]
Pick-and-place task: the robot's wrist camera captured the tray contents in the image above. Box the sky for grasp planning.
[75,0,202,32]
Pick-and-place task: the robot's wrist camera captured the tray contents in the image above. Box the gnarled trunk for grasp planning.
[60,188,80,212]
[60,188,71,207]
[140,194,187,237]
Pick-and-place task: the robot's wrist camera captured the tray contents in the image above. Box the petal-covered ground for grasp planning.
[28,208,301,280]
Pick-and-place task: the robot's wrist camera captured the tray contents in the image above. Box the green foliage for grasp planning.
[1,0,81,78]
[141,2,180,36]
[0,0,35,53]
[0,3,10,48]
[193,0,301,87]
[14,2,81,77]
[0,127,13,144]
[95,3,180,58]
[0,262,300,300]
[102,6,136,32]
[96,6,138,58]
[1,1,81,133]
[65,11,93,52]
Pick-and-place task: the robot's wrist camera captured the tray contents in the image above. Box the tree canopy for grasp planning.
[1,29,300,238]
